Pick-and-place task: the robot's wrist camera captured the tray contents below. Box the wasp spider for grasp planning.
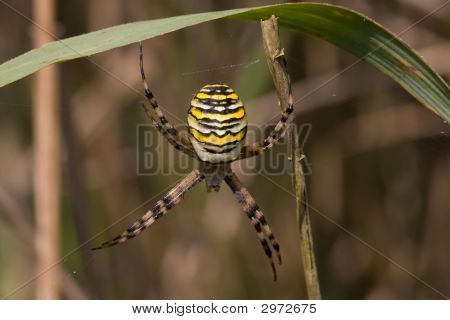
[93,43,294,281]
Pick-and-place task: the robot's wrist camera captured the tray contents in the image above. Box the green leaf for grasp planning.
[0,3,448,120]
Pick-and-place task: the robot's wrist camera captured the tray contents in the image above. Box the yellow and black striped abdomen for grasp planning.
[188,84,247,162]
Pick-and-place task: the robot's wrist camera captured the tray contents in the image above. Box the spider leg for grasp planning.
[140,102,197,156]
[224,171,282,281]
[92,169,204,250]
[239,56,294,160]
[139,42,196,158]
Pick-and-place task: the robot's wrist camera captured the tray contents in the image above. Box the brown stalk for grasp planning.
[32,0,61,299]
[260,15,321,299]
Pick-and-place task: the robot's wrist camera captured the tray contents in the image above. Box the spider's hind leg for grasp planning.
[92,169,204,250]
[224,171,282,281]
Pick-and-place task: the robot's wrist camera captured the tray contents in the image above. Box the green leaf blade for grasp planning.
[0,2,448,120]
[231,3,449,120]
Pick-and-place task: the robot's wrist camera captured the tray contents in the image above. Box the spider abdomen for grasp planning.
[188,84,247,162]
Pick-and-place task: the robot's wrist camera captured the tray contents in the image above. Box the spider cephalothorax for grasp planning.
[93,43,294,281]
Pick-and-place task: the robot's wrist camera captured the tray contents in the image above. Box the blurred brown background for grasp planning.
[0,0,449,299]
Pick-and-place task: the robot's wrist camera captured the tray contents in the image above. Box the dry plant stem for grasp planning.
[260,16,321,299]
[288,127,321,299]
[260,16,290,111]
[33,0,61,299]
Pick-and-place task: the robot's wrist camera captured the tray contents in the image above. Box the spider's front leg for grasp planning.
[239,55,294,160]
[139,42,196,158]
[92,170,204,250]
[224,171,282,281]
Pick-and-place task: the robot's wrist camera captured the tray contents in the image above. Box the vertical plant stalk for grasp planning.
[260,16,321,299]
[288,126,321,299]
[32,0,61,299]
